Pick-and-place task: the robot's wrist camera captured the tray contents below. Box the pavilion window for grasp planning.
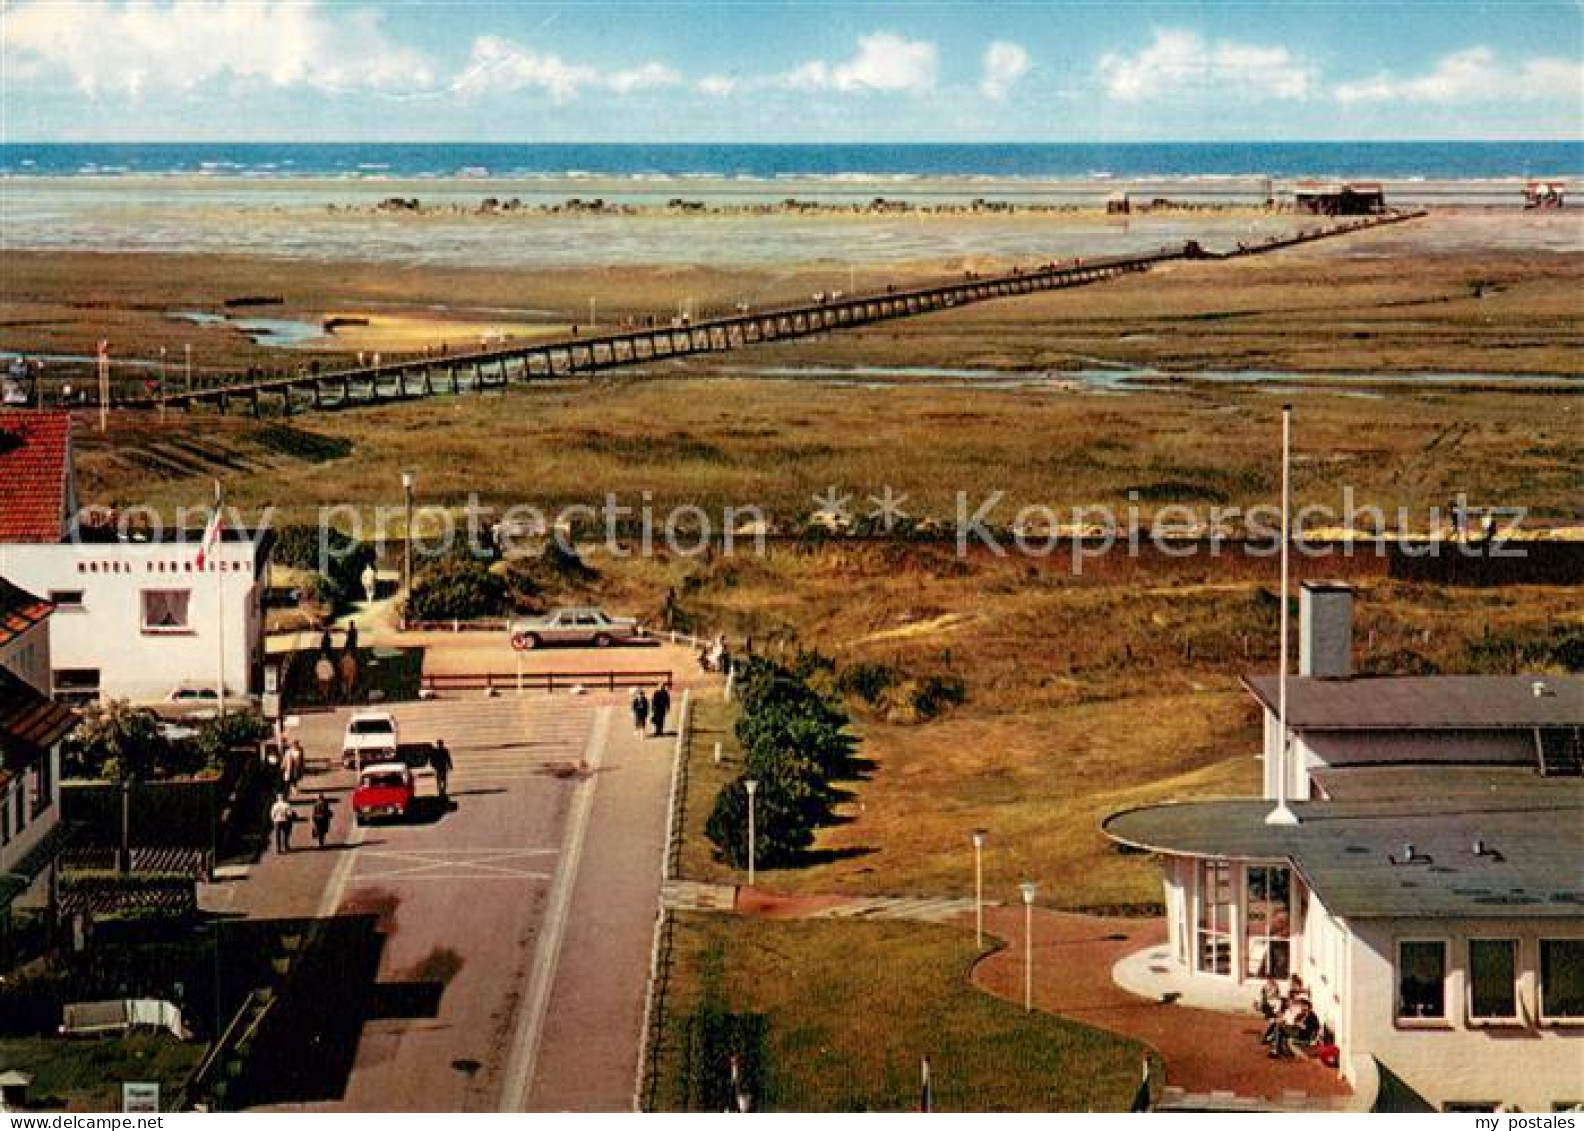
[1397,940,1447,1020]
[1244,865,1292,979]
[1196,858,1233,976]
[1540,940,1584,1021]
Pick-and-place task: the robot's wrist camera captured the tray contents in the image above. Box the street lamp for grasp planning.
[744,779,759,887]
[184,343,193,393]
[972,830,988,949]
[400,469,416,631]
[1020,881,1038,1012]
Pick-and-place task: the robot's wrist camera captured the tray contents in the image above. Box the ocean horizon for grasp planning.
[4,140,1581,181]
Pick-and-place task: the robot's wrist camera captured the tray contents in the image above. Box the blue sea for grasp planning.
[2,141,1580,180]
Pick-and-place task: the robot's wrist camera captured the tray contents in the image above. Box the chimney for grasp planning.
[1300,581,1353,679]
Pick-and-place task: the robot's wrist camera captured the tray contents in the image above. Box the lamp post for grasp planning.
[744,779,759,887]
[589,296,597,329]
[158,345,167,423]
[184,342,193,394]
[1020,881,1038,1012]
[400,469,415,632]
[972,830,988,949]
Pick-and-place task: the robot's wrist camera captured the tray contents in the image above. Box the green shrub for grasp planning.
[407,558,508,622]
[196,711,270,765]
[835,661,898,706]
[64,701,173,781]
[704,775,816,869]
[271,524,373,608]
[908,673,967,721]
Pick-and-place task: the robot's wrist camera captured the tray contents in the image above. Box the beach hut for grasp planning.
[1293,181,1386,216]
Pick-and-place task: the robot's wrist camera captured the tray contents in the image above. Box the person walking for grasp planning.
[650,682,671,737]
[430,739,453,799]
[281,742,302,797]
[344,620,359,656]
[270,794,295,854]
[630,688,649,735]
[311,796,332,850]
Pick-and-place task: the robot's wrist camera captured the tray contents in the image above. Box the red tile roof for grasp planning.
[0,665,77,759]
[0,576,52,650]
[0,411,72,543]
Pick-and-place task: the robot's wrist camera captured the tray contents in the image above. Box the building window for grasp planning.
[1397,940,1448,1020]
[1467,939,1519,1022]
[141,589,193,634]
[1540,940,1584,1021]
[1196,858,1233,976]
[1245,865,1292,979]
[32,752,53,817]
[48,589,85,609]
[53,669,101,705]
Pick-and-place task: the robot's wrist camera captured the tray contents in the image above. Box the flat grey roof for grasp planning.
[1243,674,1584,730]
[1310,764,1559,802]
[1103,783,1584,919]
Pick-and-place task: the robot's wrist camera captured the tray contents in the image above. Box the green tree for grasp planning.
[705,775,816,870]
[64,701,170,782]
[407,558,508,622]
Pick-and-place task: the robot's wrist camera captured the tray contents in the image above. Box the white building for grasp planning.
[0,576,72,896]
[1104,583,1583,1112]
[0,411,269,705]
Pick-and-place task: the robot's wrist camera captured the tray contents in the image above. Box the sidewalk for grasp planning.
[198,751,356,924]
[523,707,677,1111]
[968,904,1350,1105]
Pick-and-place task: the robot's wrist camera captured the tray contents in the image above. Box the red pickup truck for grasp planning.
[352,762,415,825]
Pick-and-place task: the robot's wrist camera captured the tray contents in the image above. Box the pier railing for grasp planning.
[111,210,1423,417]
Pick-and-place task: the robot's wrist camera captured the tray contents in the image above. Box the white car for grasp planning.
[342,709,398,769]
[148,683,257,722]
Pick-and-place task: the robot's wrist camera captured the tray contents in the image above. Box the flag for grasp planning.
[195,483,224,570]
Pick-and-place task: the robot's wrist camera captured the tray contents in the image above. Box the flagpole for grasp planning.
[214,481,227,720]
[1267,405,1298,826]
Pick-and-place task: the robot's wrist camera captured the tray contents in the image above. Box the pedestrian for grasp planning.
[281,742,302,796]
[630,688,649,735]
[361,563,377,604]
[430,739,453,798]
[650,682,671,737]
[344,620,359,656]
[319,627,334,658]
[338,649,360,702]
[311,796,332,849]
[315,654,335,703]
[270,794,295,854]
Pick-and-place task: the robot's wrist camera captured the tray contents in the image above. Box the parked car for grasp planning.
[352,762,414,825]
[508,607,645,651]
[343,709,399,769]
[148,683,257,722]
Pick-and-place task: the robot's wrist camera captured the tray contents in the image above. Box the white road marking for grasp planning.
[353,846,558,882]
[316,819,367,919]
[499,704,612,1112]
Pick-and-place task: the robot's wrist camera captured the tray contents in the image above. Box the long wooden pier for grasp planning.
[119,211,1423,417]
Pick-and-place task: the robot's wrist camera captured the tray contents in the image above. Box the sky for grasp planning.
[2,0,1581,142]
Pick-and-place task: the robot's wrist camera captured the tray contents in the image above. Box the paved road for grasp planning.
[256,691,676,1111]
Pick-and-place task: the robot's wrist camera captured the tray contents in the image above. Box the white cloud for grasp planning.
[696,75,738,97]
[1334,47,1584,105]
[452,36,679,102]
[783,32,938,93]
[980,41,1030,100]
[1099,28,1314,102]
[0,0,433,97]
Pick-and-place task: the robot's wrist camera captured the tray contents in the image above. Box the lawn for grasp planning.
[0,1033,205,1112]
[649,913,1148,1112]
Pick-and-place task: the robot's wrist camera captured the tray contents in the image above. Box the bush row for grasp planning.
[704,657,857,870]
